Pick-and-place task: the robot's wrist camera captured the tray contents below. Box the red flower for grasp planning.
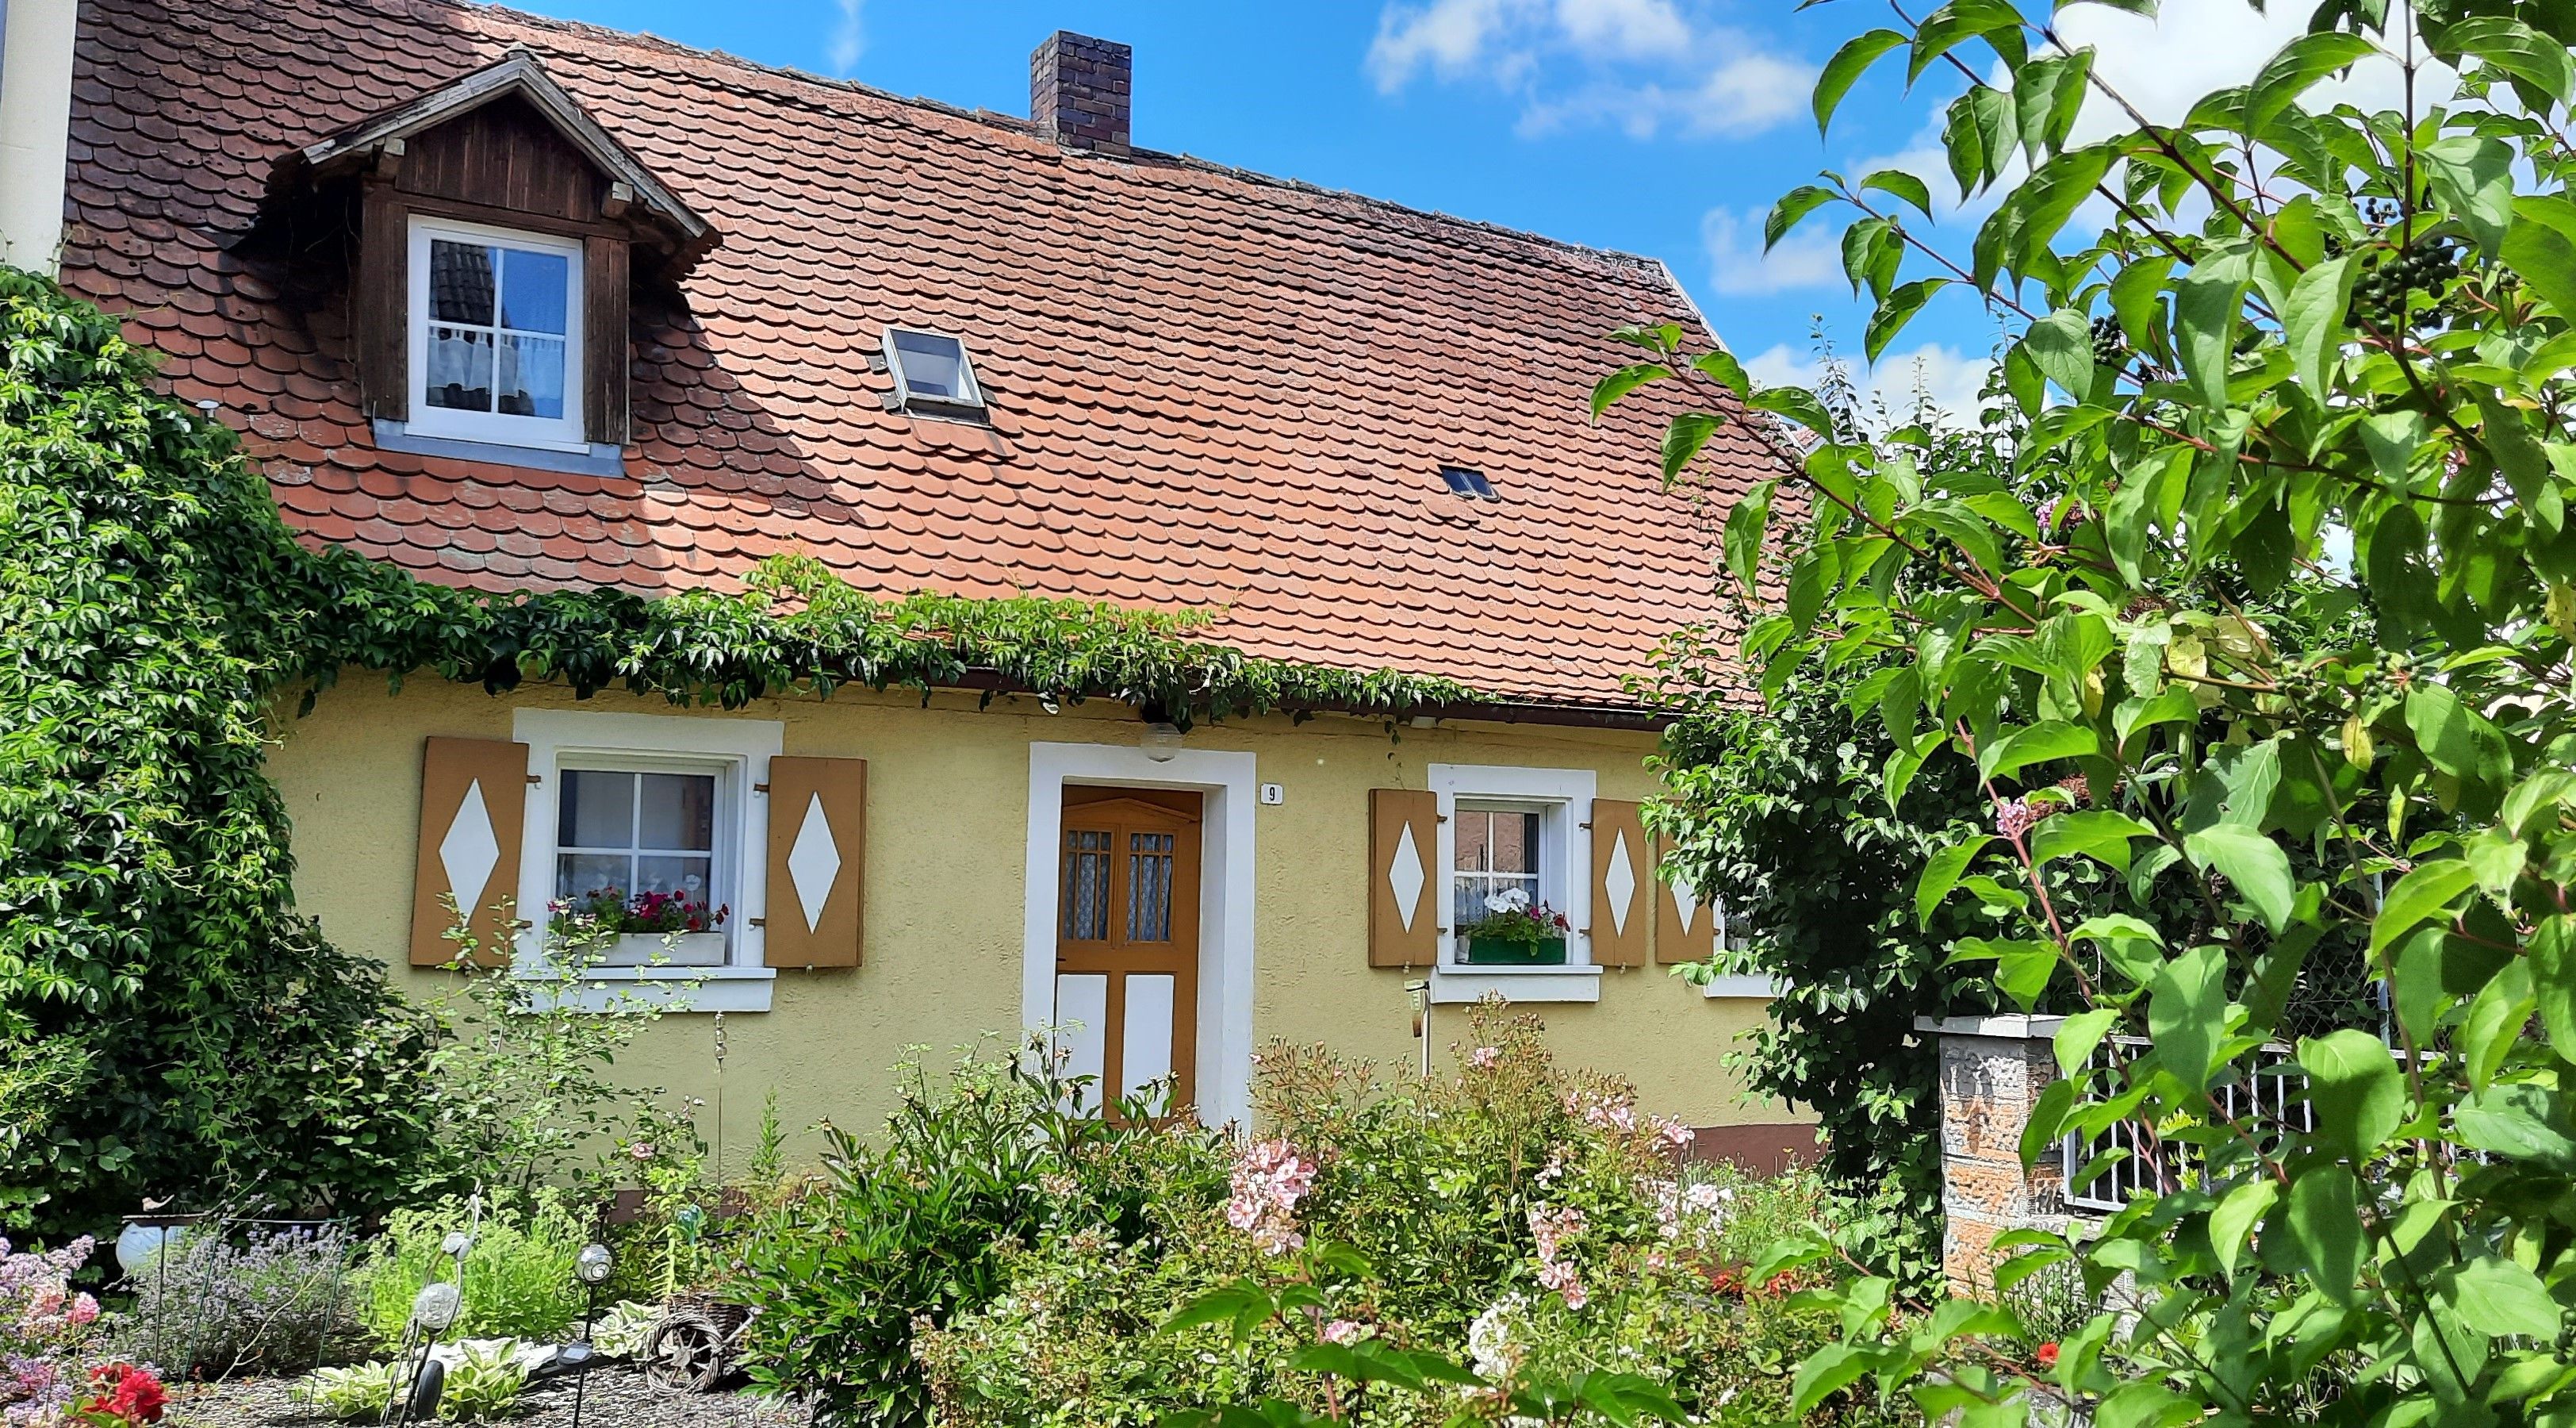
[82,1364,167,1426]
[2035,1342,2060,1371]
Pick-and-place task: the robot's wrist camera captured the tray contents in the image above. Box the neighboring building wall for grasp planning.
[266,677,1801,1173]
[0,0,78,272]
[1920,1015,2072,1295]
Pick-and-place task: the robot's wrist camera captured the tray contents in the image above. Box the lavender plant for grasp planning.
[115,1222,355,1379]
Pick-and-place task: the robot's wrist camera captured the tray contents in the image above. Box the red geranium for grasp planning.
[78,1363,167,1426]
[2035,1342,2060,1371]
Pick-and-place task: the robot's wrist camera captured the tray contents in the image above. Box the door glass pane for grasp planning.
[498,248,569,333]
[1062,829,1111,941]
[637,773,715,850]
[428,240,496,324]
[558,770,634,848]
[424,327,494,412]
[1127,831,1175,942]
[496,335,566,419]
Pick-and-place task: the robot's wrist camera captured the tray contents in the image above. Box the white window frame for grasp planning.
[1427,763,1600,1004]
[881,326,986,413]
[511,709,783,1012]
[551,755,735,968]
[408,216,588,453]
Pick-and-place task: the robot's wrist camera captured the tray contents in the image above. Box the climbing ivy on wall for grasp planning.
[0,267,1473,1235]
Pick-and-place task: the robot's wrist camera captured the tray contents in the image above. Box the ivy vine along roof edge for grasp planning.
[56,0,1781,713]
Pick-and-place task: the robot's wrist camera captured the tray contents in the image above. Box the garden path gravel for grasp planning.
[162,1365,811,1428]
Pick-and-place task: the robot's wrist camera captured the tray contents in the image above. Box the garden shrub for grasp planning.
[115,1221,356,1379]
[0,267,447,1233]
[351,1196,585,1350]
[914,1007,1888,1428]
[731,1040,1226,1428]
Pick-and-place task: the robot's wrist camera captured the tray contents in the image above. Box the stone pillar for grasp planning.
[1917,1015,2072,1297]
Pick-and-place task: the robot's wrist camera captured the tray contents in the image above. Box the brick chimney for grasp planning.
[1030,31,1131,155]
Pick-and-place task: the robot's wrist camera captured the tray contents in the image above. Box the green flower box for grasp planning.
[1462,935,1568,966]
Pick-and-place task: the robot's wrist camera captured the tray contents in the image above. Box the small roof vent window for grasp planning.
[883,328,986,416]
[1439,465,1499,501]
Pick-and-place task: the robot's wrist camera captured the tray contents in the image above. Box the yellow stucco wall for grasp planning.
[265,675,1802,1173]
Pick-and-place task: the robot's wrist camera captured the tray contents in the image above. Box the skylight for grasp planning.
[883,328,985,413]
[1439,466,1499,501]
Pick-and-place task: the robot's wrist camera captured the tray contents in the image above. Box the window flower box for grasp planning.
[610,931,727,967]
[1463,935,1569,966]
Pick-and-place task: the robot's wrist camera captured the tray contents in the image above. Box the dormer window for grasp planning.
[884,328,985,416]
[409,217,585,451]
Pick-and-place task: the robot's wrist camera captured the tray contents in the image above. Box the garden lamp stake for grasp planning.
[568,1242,614,1428]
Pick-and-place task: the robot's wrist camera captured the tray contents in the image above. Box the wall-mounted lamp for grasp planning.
[1140,721,1183,762]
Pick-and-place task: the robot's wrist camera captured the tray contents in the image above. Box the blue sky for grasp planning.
[514,0,2362,417]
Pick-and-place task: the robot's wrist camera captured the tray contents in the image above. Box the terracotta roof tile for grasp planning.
[61,0,1780,708]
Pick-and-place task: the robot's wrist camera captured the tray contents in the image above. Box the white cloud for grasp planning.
[2063,0,2437,139]
[1701,206,1838,296]
[1554,0,1692,58]
[1367,0,1523,90]
[827,0,865,76]
[1367,0,1810,140]
[1743,340,1997,429]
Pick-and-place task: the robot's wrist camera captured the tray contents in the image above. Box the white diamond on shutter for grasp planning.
[1388,822,1426,931]
[786,792,841,934]
[439,778,501,918]
[1670,879,1700,934]
[1604,828,1638,935]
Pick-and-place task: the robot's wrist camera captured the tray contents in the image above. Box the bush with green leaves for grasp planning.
[1600,0,2576,1419]
[352,1196,586,1351]
[1645,647,1998,1287]
[435,1342,529,1422]
[732,1038,1216,1428]
[0,264,448,1231]
[296,1360,403,1422]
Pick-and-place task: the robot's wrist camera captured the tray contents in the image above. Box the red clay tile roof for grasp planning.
[58,0,1788,710]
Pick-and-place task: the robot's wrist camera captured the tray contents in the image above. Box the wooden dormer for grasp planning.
[267,51,715,459]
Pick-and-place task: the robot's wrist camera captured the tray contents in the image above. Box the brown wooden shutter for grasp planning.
[582,235,629,446]
[409,736,527,966]
[356,178,408,421]
[765,756,866,968]
[1368,789,1439,968]
[1654,834,1717,965]
[1589,799,1649,967]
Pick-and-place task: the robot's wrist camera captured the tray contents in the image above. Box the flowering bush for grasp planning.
[2,1237,102,1428]
[918,1004,1886,1428]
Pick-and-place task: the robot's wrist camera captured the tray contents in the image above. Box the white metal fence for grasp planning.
[2060,1037,2317,1213]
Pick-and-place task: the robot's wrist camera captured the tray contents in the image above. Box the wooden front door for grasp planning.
[1054,789,1201,1116]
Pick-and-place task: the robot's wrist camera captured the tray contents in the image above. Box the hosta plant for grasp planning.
[1602,0,2576,1422]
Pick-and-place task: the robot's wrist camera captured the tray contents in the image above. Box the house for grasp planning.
[2,0,1810,1161]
